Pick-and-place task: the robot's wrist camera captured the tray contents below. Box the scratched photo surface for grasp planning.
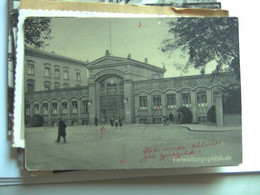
[24,17,242,170]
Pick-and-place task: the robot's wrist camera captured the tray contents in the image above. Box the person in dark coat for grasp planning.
[95,116,98,126]
[114,119,119,129]
[56,118,67,143]
[162,114,168,126]
[119,116,123,129]
[177,111,183,124]
[110,117,114,127]
[169,112,174,124]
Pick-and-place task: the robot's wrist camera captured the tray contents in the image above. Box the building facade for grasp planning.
[25,48,240,127]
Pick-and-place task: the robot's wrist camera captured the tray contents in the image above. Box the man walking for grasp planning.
[56,118,67,143]
[95,116,98,126]
[119,116,123,129]
[169,112,174,124]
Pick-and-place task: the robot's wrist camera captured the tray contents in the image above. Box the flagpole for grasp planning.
[109,21,112,54]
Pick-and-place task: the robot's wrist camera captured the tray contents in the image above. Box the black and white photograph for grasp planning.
[24,17,242,170]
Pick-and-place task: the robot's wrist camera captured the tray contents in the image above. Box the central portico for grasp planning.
[87,50,166,124]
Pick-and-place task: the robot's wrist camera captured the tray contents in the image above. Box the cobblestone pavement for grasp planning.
[25,124,242,170]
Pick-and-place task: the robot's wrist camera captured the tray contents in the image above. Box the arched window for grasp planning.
[61,101,68,114]
[197,89,207,107]
[139,96,148,110]
[100,76,124,95]
[167,94,176,109]
[181,91,191,107]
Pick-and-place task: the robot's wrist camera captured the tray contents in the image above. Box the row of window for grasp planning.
[26,101,88,116]
[139,91,208,110]
[27,80,81,92]
[27,62,81,81]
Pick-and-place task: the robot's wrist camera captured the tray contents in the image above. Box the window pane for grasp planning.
[167,94,176,109]
[72,101,78,113]
[139,96,147,110]
[182,93,191,107]
[153,95,161,109]
[43,103,48,115]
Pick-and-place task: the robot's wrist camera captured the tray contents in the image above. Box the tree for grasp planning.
[30,114,44,127]
[24,17,53,48]
[160,17,240,80]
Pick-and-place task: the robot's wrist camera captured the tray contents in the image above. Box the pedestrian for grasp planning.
[169,112,174,124]
[95,116,98,126]
[115,118,119,129]
[177,111,183,124]
[55,118,67,143]
[119,116,123,129]
[163,114,168,126]
[110,117,114,127]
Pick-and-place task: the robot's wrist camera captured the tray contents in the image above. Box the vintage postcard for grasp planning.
[23,16,242,170]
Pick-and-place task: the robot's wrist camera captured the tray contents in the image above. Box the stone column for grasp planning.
[124,80,134,124]
[147,94,152,123]
[190,90,197,123]
[206,89,213,108]
[215,94,224,127]
[67,100,70,125]
[161,93,166,115]
[134,95,139,124]
[176,92,181,109]
[95,83,101,121]
[88,80,96,125]
[77,99,81,125]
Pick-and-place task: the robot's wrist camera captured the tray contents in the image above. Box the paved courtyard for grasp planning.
[25,124,242,170]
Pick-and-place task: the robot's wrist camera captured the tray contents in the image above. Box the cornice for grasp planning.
[25,47,87,67]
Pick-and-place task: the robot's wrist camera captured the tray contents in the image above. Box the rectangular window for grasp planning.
[52,103,58,115]
[25,104,30,116]
[27,82,34,92]
[54,82,60,89]
[44,82,51,90]
[63,83,69,88]
[153,95,161,110]
[34,104,39,114]
[45,67,51,77]
[43,103,48,115]
[139,96,148,110]
[167,94,176,109]
[28,63,34,75]
[62,102,67,114]
[63,70,69,80]
[197,91,207,107]
[82,100,88,113]
[72,101,78,114]
[54,68,60,78]
[182,93,191,107]
[76,72,81,81]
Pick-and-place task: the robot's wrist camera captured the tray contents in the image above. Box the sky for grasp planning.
[44,17,217,78]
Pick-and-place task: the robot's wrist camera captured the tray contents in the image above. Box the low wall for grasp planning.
[224,114,242,127]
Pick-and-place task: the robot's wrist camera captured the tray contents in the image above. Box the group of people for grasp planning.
[94,116,123,129]
[162,111,183,126]
[109,116,123,129]
[55,112,182,143]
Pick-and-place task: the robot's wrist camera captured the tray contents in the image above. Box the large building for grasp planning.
[24,48,240,127]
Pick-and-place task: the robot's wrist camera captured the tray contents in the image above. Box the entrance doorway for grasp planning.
[99,76,125,124]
